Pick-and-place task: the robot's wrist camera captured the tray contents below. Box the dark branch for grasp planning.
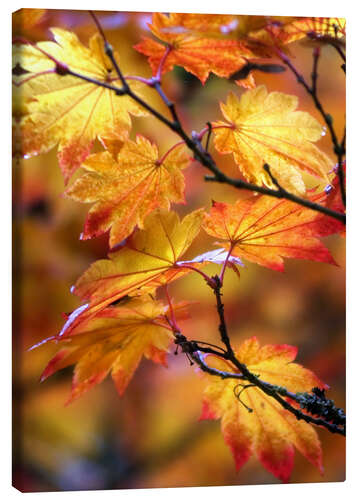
[211,275,233,355]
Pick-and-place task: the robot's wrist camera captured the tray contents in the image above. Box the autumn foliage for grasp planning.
[13,9,346,489]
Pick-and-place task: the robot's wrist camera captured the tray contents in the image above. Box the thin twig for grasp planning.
[164,285,180,333]
[205,122,213,152]
[311,47,320,94]
[188,347,345,436]
[205,170,345,222]
[89,10,108,44]
[277,48,346,207]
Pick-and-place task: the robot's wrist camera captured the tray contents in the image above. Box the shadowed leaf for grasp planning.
[200,336,326,482]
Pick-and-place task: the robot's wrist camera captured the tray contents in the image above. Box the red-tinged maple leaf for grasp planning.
[213,86,332,195]
[13,28,147,182]
[134,13,254,84]
[199,336,327,482]
[202,193,342,271]
[55,209,204,338]
[66,135,189,248]
[39,296,188,403]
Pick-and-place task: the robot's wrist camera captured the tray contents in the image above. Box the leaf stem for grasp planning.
[219,243,234,285]
[156,141,185,166]
[88,10,108,44]
[176,264,217,288]
[164,285,180,333]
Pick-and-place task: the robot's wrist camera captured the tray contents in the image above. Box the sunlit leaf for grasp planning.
[40,296,185,402]
[202,194,342,271]
[213,86,332,195]
[59,208,204,337]
[66,135,189,247]
[13,28,147,182]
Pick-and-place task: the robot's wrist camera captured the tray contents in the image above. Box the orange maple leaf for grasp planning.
[56,208,204,338]
[13,28,147,182]
[200,336,326,482]
[134,13,253,84]
[213,86,332,195]
[66,135,189,248]
[202,194,342,271]
[40,296,186,403]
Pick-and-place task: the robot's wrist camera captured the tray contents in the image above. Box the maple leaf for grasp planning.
[200,336,326,482]
[277,17,346,44]
[202,194,342,271]
[213,86,333,195]
[13,28,147,182]
[40,296,184,403]
[66,135,189,248]
[134,13,253,84]
[246,17,345,55]
[57,208,204,338]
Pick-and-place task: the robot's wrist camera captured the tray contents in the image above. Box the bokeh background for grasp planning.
[12,9,345,492]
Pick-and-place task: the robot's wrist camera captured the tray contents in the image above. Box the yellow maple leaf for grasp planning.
[200,337,326,482]
[58,208,204,337]
[66,135,189,248]
[213,85,332,195]
[40,296,183,403]
[13,28,147,182]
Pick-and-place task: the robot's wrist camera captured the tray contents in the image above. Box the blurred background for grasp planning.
[12,9,345,492]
